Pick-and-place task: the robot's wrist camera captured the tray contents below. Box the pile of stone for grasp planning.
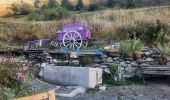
[93,47,170,80]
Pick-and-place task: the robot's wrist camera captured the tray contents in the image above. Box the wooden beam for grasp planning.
[13,90,56,100]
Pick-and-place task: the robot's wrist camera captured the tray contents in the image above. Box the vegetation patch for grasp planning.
[27,7,70,21]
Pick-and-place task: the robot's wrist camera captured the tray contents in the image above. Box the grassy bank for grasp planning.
[0,6,170,45]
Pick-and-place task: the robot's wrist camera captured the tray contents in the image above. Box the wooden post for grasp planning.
[13,90,56,100]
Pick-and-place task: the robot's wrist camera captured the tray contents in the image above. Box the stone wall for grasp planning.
[94,47,170,80]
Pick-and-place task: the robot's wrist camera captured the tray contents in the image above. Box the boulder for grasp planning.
[124,66,136,78]
[136,59,145,64]
[107,57,113,63]
[120,62,127,67]
[145,58,154,62]
[100,65,109,69]
[131,61,139,67]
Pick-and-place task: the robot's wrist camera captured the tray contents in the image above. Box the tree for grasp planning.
[76,0,84,10]
[61,0,72,10]
[126,0,136,9]
[48,0,57,8]
[107,0,114,7]
[34,0,40,8]
[88,4,98,11]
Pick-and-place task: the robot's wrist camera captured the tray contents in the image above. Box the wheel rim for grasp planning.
[63,30,82,51]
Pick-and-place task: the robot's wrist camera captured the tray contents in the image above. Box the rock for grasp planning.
[113,61,120,64]
[100,65,108,69]
[72,60,79,65]
[102,58,107,63]
[135,68,142,78]
[52,59,58,64]
[167,56,170,61]
[166,62,170,65]
[99,85,107,91]
[136,59,145,64]
[140,63,151,67]
[144,51,152,56]
[116,65,125,81]
[149,61,158,65]
[94,58,102,63]
[141,47,153,56]
[125,58,134,61]
[151,48,161,54]
[145,58,154,62]
[104,68,110,74]
[100,54,107,58]
[124,66,136,78]
[151,54,160,58]
[113,57,119,61]
[131,61,139,67]
[93,64,100,68]
[109,52,121,57]
[126,61,131,64]
[107,57,113,63]
[120,62,127,67]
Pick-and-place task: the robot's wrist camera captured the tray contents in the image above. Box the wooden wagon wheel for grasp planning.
[63,30,82,51]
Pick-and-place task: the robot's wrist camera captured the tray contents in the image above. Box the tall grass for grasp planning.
[0,6,170,45]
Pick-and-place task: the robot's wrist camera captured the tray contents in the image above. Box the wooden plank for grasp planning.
[142,67,170,71]
[143,70,170,75]
[14,90,55,100]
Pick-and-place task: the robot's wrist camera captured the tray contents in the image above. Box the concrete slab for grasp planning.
[56,86,86,97]
[42,65,102,88]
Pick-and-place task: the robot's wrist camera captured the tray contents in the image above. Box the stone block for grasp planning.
[42,65,102,88]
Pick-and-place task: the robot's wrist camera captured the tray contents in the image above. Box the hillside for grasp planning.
[0,0,90,16]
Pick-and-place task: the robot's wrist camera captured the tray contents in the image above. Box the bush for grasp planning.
[11,3,32,15]
[0,42,10,49]
[88,4,98,11]
[119,38,143,56]
[0,60,17,87]
[115,20,170,45]
[27,7,70,21]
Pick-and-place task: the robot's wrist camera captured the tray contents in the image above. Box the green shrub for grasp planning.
[115,20,170,45]
[11,3,32,15]
[47,0,57,8]
[126,0,136,9]
[27,7,69,21]
[109,64,117,75]
[158,43,170,54]
[119,38,143,56]
[76,0,84,10]
[0,60,17,87]
[0,42,10,49]
[88,4,98,11]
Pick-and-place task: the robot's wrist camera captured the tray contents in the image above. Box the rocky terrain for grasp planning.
[58,81,170,100]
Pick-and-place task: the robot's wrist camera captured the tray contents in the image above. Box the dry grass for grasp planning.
[0,6,170,44]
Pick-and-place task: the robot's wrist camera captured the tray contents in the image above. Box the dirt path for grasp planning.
[57,82,170,100]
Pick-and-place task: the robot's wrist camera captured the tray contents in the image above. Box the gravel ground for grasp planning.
[57,82,170,100]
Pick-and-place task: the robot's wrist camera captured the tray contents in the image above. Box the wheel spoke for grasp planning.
[74,35,80,39]
[72,32,75,39]
[75,41,81,45]
[66,35,71,40]
[65,36,71,40]
[74,42,79,48]
[66,42,71,47]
